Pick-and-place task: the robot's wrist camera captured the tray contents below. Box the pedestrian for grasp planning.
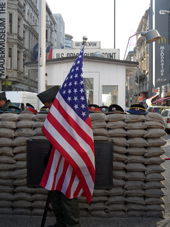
[0,91,19,111]
[37,86,81,227]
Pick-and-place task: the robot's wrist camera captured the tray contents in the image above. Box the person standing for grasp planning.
[37,86,81,227]
[0,91,18,111]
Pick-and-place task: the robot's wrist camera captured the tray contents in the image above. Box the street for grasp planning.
[162,133,170,158]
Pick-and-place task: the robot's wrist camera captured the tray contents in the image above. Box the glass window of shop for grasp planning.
[161,84,170,96]
[102,85,118,106]
[83,78,93,105]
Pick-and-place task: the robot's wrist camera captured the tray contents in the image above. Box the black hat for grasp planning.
[127,104,148,115]
[0,92,6,100]
[88,104,100,112]
[37,86,59,104]
[25,103,37,114]
[109,104,124,113]
[100,106,109,112]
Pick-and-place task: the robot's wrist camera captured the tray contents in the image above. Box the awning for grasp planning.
[152,96,170,104]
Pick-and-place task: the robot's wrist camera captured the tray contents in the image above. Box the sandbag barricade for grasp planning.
[0,111,166,218]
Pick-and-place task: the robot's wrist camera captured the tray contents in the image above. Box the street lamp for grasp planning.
[123,29,161,60]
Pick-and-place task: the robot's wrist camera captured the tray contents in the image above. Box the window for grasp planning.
[17,51,20,70]
[9,14,12,33]
[83,78,93,105]
[8,48,12,69]
[18,18,21,35]
[102,85,118,106]
[161,110,168,117]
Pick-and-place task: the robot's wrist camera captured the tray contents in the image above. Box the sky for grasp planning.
[46,0,150,60]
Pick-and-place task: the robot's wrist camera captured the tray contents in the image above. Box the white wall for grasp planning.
[45,58,126,110]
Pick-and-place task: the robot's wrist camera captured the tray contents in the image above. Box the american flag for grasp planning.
[40,46,95,203]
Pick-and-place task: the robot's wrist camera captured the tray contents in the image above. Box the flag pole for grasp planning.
[38,0,46,110]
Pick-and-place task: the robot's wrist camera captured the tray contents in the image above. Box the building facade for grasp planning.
[53,13,65,49]
[0,0,60,92]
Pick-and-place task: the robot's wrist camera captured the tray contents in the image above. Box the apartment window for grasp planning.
[9,14,12,33]
[18,18,21,35]
[129,77,133,86]
[46,30,48,41]
[17,51,20,70]
[8,48,12,69]
[102,85,118,106]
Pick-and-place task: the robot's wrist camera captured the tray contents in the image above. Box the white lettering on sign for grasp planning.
[160,46,165,77]
[0,1,6,79]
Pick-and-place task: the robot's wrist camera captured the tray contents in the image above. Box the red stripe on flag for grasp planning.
[45,110,95,181]
[42,126,93,203]
[53,98,94,154]
[51,154,62,190]
[40,146,55,188]
[55,159,69,191]
[73,181,82,198]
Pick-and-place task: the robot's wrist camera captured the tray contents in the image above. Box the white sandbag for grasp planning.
[109,137,128,147]
[33,128,44,136]
[126,172,145,181]
[146,211,164,218]
[12,137,31,146]
[145,181,165,189]
[146,204,165,211]
[0,147,14,157]
[0,156,16,164]
[90,210,107,217]
[16,120,35,128]
[0,192,13,200]
[108,204,126,211]
[145,189,165,198]
[126,147,147,156]
[126,197,145,205]
[113,145,127,154]
[107,121,127,129]
[125,163,147,172]
[13,208,31,215]
[145,173,165,182]
[125,122,147,130]
[13,200,32,208]
[0,138,13,147]
[126,203,145,211]
[13,153,27,161]
[0,185,13,193]
[0,164,13,171]
[127,138,148,148]
[113,161,125,170]
[88,202,108,211]
[127,211,145,217]
[18,114,35,120]
[145,147,165,157]
[13,146,27,154]
[91,121,107,129]
[145,121,164,129]
[14,128,34,137]
[34,121,44,128]
[11,169,27,179]
[1,113,19,121]
[108,128,126,137]
[91,196,108,203]
[0,179,14,186]
[14,186,34,194]
[112,178,125,187]
[125,114,145,123]
[0,121,16,129]
[0,201,12,208]
[124,181,145,190]
[144,129,166,138]
[147,138,166,147]
[125,190,145,197]
[34,114,47,122]
[107,211,127,217]
[108,187,124,196]
[113,153,127,162]
[13,178,27,186]
[13,161,27,169]
[89,113,107,122]
[106,114,126,122]
[105,196,126,205]
[0,128,14,138]
[126,130,146,138]
[126,155,146,164]
[13,192,32,201]
[145,197,165,205]
[112,170,126,179]
[145,113,164,124]
[145,164,165,175]
[145,156,165,165]
[93,128,109,137]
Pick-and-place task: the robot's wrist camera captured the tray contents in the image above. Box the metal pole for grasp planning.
[28,25,30,91]
[38,0,46,110]
[114,0,116,48]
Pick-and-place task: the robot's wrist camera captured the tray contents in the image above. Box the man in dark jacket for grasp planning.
[0,91,18,111]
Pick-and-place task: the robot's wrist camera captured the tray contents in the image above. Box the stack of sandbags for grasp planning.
[125,114,148,217]
[90,112,109,141]
[33,113,48,140]
[0,113,19,215]
[12,113,35,215]
[106,113,127,217]
[144,112,166,218]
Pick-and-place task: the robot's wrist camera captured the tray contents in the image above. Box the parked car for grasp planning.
[161,109,170,132]
[146,106,167,114]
